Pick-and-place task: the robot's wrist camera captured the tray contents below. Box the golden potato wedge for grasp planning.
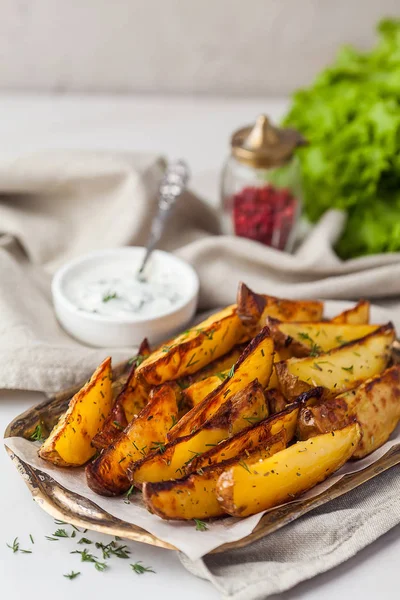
[39,358,113,467]
[183,370,229,407]
[186,387,323,472]
[297,365,400,458]
[92,340,151,450]
[268,318,379,358]
[276,323,395,400]
[183,346,283,410]
[129,379,269,484]
[136,305,244,386]
[331,300,370,325]
[237,282,323,333]
[182,345,245,384]
[142,430,287,520]
[86,384,179,495]
[216,423,361,517]
[168,326,274,441]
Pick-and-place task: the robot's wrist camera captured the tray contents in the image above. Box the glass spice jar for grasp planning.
[220,115,306,252]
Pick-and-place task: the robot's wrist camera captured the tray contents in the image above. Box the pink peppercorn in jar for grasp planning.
[221,115,306,252]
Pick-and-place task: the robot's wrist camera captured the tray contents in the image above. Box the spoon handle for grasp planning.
[138,160,190,277]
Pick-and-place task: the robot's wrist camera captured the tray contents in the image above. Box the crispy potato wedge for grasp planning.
[237,282,323,334]
[183,371,229,407]
[129,379,269,484]
[183,346,282,410]
[331,300,370,325]
[136,305,244,386]
[297,365,400,458]
[268,318,379,358]
[168,326,274,441]
[182,345,245,384]
[276,323,395,400]
[86,384,179,495]
[143,430,287,520]
[216,423,361,517]
[92,340,151,450]
[265,388,288,414]
[39,358,113,467]
[186,388,323,472]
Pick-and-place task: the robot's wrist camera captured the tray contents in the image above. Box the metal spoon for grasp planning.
[137,159,190,280]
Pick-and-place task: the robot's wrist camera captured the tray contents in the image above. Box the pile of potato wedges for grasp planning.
[37,283,400,521]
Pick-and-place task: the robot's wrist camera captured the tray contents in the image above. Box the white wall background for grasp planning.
[0,0,398,96]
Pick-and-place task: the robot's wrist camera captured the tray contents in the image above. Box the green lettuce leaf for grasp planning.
[284,19,400,258]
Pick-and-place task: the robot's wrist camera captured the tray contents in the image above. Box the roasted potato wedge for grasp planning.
[143,430,287,520]
[216,423,361,517]
[86,384,179,495]
[136,305,244,386]
[268,318,379,358]
[297,365,400,458]
[129,379,269,484]
[331,300,370,325]
[276,323,395,400]
[237,282,323,334]
[168,326,274,441]
[39,358,113,467]
[181,345,245,384]
[265,388,288,414]
[183,370,229,407]
[92,341,151,450]
[186,388,323,472]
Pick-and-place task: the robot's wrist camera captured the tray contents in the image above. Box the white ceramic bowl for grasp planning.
[52,247,199,347]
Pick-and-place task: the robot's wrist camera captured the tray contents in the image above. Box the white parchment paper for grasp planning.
[4,428,400,560]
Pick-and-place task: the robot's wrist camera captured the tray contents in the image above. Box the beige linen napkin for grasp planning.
[1,148,400,394]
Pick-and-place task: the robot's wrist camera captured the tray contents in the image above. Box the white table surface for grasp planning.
[0,93,399,600]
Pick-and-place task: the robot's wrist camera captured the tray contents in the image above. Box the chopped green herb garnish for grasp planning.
[298,332,322,357]
[215,372,227,382]
[29,424,45,442]
[186,353,199,368]
[29,534,34,544]
[170,415,178,429]
[54,528,69,538]
[194,519,208,531]
[238,459,251,473]
[64,571,81,580]
[130,561,155,574]
[6,537,19,553]
[312,362,323,371]
[95,541,130,559]
[150,441,166,454]
[78,537,93,545]
[71,548,107,572]
[227,365,235,378]
[102,291,118,303]
[124,484,136,504]
[45,536,59,541]
[113,420,124,430]
[128,354,146,367]
[342,365,354,373]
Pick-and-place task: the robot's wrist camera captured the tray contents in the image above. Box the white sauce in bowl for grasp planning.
[62,250,194,321]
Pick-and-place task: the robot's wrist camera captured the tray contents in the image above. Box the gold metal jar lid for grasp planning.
[231,114,306,168]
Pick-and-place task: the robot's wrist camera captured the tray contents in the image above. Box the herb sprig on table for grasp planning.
[6,520,155,579]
